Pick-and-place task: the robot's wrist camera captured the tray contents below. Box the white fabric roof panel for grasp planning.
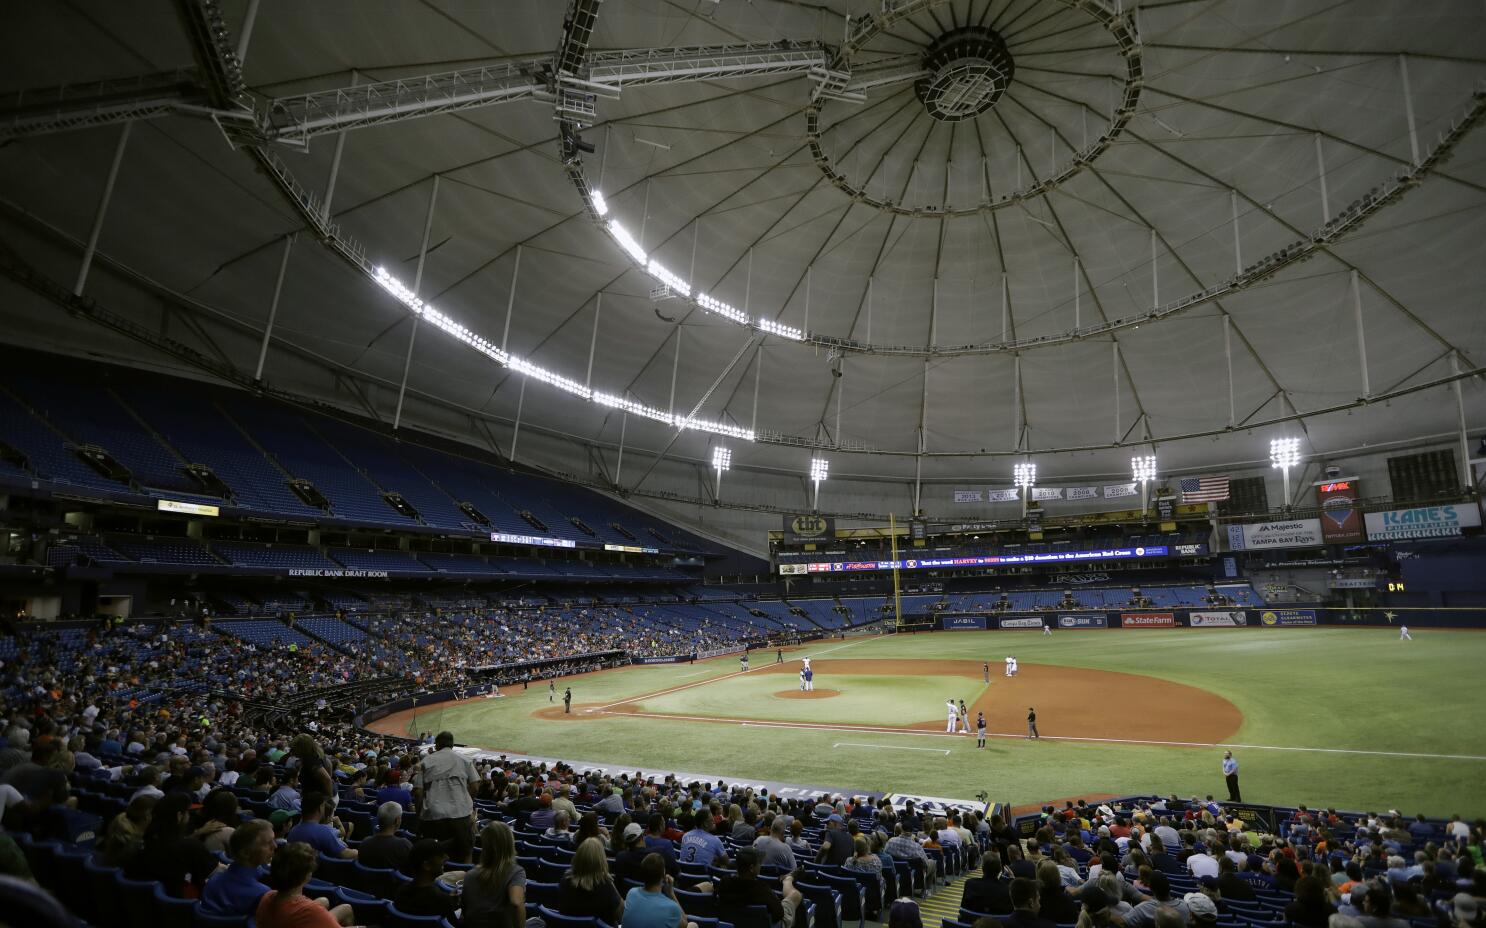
[1,0,1483,551]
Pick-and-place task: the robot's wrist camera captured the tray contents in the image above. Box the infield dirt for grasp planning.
[527,658,1243,743]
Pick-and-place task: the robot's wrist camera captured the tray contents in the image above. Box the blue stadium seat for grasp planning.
[387,904,448,928]
[84,854,125,928]
[114,870,161,928]
[350,859,401,895]
[796,882,842,928]
[153,880,199,928]
[332,885,392,925]
[676,888,718,917]
[538,904,613,928]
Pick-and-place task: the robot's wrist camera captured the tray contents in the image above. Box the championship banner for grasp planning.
[782,513,835,543]
[999,616,1045,629]
[954,489,984,503]
[1122,612,1176,628]
[1258,609,1317,627]
[1226,518,1324,551]
[1031,487,1063,501]
[1104,482,1138,499]
[1057,613,1108,628]
[1190,611,1248,627]
[1067,487,1099,501]
[1364,504,1481,541]
[942,616,988,630]
[1317,478,1364,544]
[986,488,1020,502]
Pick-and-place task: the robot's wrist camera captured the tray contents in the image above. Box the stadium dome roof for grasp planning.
[1,1,1484,550]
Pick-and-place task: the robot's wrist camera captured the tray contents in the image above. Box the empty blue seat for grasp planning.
[538,904,613,928]
[115,870,161,928]
[388,903,451,928]
[84,854,125,928]
[316,853,355,886]
[350,859,399,894]
[153,880,199,928]
[333,885,392,925]
[526,880,561,906]
[676,888,718,918]
[193,905,252,928]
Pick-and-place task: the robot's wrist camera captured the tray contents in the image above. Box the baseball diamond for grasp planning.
[369,628,1486,817]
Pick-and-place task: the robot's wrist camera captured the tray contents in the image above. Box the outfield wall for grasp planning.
[931,606,1485,629]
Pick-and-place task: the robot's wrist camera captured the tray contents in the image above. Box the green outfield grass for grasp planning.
[400,628,1486,818]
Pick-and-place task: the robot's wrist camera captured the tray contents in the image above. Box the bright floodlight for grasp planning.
[712,446,732,472]
[1013,462,1037,488]
[1270,437,1301,510]
[591,190,608,217]
[1269,437,1302,469]
[810,457,829,482]
[1131,455,1158,484]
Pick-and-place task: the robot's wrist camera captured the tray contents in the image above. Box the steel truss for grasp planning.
[264,42,828,144]
[0,71,209,140]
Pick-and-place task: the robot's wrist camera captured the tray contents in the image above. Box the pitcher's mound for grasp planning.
[774,689,840,699]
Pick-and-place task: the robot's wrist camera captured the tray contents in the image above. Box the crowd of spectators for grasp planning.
[2,608,1484,928]
[958,799,1486,928]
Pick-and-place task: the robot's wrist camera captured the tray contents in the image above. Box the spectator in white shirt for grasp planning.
[1187,847,1220,880]
[130,765,164,801]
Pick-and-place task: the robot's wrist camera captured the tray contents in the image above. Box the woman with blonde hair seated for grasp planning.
[558,836,625,925]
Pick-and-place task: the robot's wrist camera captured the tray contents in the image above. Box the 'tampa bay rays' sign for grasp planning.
[1364,504,1481,541]
[1226,518,1323,551]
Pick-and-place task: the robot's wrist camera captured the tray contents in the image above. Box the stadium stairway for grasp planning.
[915,874,967,925]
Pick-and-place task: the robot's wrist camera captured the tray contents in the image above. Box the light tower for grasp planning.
[1013,461,1037,517]
[711,446,731,501]
[809,457,829,511]
[1269,437,1302,509]
[1132,454,1158,513]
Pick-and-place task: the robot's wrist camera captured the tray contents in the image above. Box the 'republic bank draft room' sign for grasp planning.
[1363,504,1481,541]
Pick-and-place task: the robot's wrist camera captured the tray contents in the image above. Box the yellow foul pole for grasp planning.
[889,513,903,630]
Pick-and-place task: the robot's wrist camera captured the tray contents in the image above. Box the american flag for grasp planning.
[1180,475,1230,502]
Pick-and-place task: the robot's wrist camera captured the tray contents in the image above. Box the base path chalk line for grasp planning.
[598,710,1486,762]
[591,636,876,711]
[834,742,950,755]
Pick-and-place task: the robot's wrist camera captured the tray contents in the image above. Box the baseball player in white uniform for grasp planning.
[945,698,958,732]
[1004,656,1013,677]
[1010,657,1019,676]
[1043,622,1053,636]
[1399,625,1412,640]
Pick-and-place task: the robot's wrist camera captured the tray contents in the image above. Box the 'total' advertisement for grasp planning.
[1122,612,1176,628]
[1317,479,1364,544]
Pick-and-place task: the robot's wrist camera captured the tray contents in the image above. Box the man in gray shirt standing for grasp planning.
[413,731,479,862]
